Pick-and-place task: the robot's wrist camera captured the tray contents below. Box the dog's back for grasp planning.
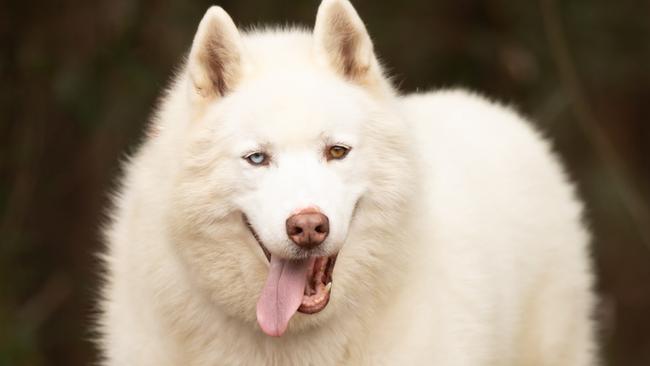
[359,90,596,364]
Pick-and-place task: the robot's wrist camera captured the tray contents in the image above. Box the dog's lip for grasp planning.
[242,213,337,315]
[243,214,271,261]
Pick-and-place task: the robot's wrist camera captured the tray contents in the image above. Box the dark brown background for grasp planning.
[1,0,649,365]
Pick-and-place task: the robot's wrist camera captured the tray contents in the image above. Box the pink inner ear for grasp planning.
[189,6,243,99]
[313,0,374,81]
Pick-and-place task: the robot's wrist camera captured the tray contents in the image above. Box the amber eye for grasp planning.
[326,145,351,161]
[244,152,269,166]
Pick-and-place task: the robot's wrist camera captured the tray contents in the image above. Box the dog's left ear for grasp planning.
[187,6,244,103]
[313,0,381,85]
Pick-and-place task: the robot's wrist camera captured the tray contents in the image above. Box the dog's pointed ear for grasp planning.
[313,0,378,84]
[187,6,243,102]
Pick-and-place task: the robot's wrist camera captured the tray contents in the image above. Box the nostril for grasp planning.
[289,226,303,236]
[315,225,325,234]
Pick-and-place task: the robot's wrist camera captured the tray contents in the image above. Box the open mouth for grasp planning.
[299,255,336,313]
[243,214,337,336]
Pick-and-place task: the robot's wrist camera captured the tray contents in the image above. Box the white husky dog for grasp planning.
[99,0,597,364]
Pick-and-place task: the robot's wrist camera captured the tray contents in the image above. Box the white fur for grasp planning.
[98,1,597,365]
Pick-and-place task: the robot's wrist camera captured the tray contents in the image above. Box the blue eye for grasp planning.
[244,152,269,166]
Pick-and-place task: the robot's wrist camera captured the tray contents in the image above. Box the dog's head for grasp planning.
[165,0,416,337]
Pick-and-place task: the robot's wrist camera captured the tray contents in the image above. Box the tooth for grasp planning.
[325,282,332,292]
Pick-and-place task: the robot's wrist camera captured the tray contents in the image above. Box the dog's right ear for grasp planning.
[187,6,244,103]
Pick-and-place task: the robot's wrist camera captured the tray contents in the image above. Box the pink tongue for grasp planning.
[256,256,313,336]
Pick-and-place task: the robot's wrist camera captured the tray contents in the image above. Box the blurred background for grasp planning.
[1,0,648,364]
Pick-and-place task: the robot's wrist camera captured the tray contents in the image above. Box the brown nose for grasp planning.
[286,212,329,249]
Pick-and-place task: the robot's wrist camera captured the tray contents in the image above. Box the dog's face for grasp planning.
[219,73,368,260]
[167,0,415,337]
